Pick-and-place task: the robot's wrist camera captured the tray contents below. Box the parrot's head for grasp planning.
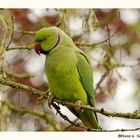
[34,27,60,55]
[34,26,74,55]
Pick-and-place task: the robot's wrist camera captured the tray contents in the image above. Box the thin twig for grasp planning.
[6,72,34,79]
[102,127,140,132]
[63,118,79,131]
[76,11,120,48]
[6,43,34,51]
[15,30,36,35]
[0,26,36,36]
[95,71,109,92]
[6,16,15,49]
[75,29,118,48]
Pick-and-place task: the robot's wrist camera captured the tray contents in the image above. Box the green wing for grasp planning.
[76,51,95,107]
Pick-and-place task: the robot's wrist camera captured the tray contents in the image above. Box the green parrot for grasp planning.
[34,26,100,130]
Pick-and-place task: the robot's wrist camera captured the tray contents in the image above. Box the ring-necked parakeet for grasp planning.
[34,26,100,130]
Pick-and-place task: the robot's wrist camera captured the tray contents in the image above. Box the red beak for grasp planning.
[34,43,41,55]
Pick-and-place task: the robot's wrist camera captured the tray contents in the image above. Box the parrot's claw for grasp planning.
[75,100,83,111]
[47,93,55,108]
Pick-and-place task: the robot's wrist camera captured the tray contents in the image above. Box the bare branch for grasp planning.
[6,16,15,49]
[6,72,34,79]
[54,99,140,120]
[103,127,140,132]
[15,30,36,35]
[4,99,140,132]
[6,43,34,51]
[2,101,59,131]
[51,102,140,132]
[75,28,118,48]
[95,71,109,92]
[0,77,48,99]
[0,77,140,120]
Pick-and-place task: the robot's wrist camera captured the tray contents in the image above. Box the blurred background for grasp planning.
[0,9,140,131]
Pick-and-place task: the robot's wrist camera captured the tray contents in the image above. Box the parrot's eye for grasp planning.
[34,43,41,55]
[43,37,47,41]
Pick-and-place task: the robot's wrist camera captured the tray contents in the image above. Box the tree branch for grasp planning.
[0,77,48,99]
[0,77,140,131]
[6,72,34,79]
[103,127,140,132]
[3,101,139,132]
[0,77,140,120]
[2,101,47,119]
[6,43,34,51]
[5,27,117,52]
[55,99,140,119]
[75,28,117,48]
[1,101,59,131]
[6,16,15,49]
[15,30,36,35]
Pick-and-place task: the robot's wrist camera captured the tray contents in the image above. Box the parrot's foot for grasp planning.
[47,93,55,108]
[75,100,83,111]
